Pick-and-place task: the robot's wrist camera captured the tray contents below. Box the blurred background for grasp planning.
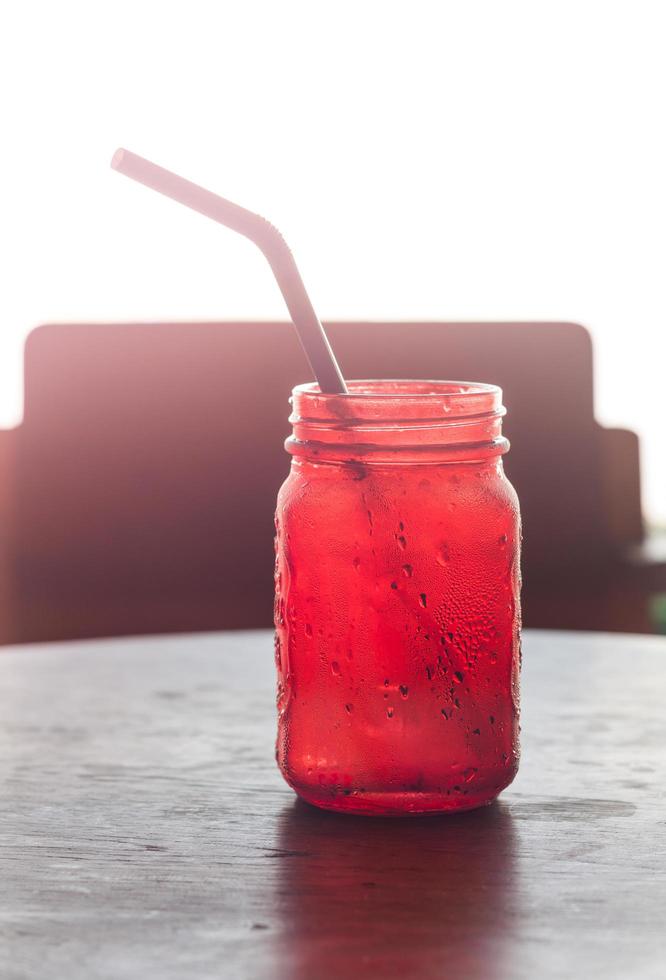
[0,0,664,641]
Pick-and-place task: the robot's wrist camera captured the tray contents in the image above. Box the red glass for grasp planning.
[274,380,521,815]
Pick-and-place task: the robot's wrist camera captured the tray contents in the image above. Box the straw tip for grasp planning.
[110,147,126,171]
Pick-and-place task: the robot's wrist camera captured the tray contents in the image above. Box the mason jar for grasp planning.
[274,380,521,815]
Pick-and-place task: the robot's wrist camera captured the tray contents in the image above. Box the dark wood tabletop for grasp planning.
[1,629,665,980]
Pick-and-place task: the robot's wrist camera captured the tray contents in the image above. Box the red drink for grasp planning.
[274,381,521,815]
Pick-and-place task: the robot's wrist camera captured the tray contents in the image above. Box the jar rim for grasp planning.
[293,379,501,400]
[291,379,505,426]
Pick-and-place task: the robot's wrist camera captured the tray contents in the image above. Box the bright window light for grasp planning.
[0,0,664,523]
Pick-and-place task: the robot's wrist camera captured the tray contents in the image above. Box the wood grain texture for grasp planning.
[1,629,665,980]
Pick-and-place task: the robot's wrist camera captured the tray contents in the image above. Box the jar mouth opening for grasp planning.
[293,379,500,400]
[291,379,504,425]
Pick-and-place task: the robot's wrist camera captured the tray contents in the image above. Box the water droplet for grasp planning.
[399,685,409,699]
[472,728,480,735]
[390,581,398,590]
[441,708,449,719]
[305,623,313,638]
[489,715,495,724]
[367,510,373,527]
[353,556,361,571]
[419,593,427,608]
[463,767,478,782]
[499,533,508,547]
[436,544,450,566]
[397,535,407,550]
[349,462,368,481]
[489,651,498,665]
[386,707,394,718]
[426,666,433,680]
[331,661,340,676]
[399,521,405,531]
[402,564,413,577]
[454,671,464,684]
[384,678,390,686]
[345,703,354,714]
[276,680,285,712]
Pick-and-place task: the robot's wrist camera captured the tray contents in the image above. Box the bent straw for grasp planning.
[111,148,348,394]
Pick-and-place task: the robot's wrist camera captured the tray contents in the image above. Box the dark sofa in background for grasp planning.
[0,321,661,644]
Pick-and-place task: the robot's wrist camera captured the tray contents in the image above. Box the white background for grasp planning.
[1,0,664,523]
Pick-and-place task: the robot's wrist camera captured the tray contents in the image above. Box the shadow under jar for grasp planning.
[274,380,522,815]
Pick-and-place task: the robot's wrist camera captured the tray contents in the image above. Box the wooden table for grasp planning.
[1,629,665,979]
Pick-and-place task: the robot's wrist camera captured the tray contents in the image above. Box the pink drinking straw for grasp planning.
[111,148,348,394]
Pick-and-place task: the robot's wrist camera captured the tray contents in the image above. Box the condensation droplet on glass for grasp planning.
[386,707,394,718]
[419,593,427,608]
[436,544,450,566]
[397,535,407,550]
[399,685,409,699]
[331,661,340,676]
[402,564,413,577]
[305,623,313,638]
[345,703,354,714]
[353,556,361,571]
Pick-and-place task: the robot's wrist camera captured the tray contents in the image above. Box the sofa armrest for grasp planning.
[598,425,643,549]
[0,426,18,644]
